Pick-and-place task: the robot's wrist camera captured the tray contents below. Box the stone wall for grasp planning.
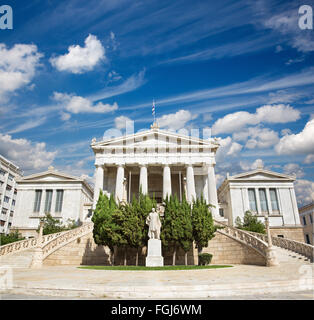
[202,232,266,266]
[270,227,304,242]
[43,231,266,266]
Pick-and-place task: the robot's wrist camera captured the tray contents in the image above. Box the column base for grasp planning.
[266,247,279,267]
[30,247,43,269]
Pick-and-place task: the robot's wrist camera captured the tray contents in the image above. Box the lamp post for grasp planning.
[265,214,279,267]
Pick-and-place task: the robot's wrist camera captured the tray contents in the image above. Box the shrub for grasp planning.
[235,211,266,234]
[0,230,24,246]
[38,213,78,235]
[198,253,213,265]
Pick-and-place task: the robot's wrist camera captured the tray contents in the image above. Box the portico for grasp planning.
[91,125,220,218]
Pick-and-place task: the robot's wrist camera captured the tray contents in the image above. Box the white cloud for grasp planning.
[294,179,314,206]
[212,104,300,135]
[0,43,42,101]
[239,159,264,171]
[233,127,279,149]
[53,92,118,115]
[0,134,56,172]
[304,154,314,164]
[50,34,105,74]
[283,163,305,178]
[114,115,132,130]
[275,119,314,155]
[216,136,243,162]
[7,117,47,134]
[157,110,196,130]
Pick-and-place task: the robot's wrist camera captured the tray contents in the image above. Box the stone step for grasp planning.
[0,249,35,268]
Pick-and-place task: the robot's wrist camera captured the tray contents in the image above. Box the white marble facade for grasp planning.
[91,125,221,218]
[217,167,302,228]
[11,167,93,238]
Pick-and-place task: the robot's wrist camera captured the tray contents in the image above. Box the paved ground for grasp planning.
[1,247,313,299]
[1,262,313,299]
[1,290,313,300]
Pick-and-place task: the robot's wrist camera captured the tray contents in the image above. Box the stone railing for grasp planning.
[0,223,94,259]
[0,230,69,257]
[248,231,314,262]
[214,219,268,258]
[41,222,93,259]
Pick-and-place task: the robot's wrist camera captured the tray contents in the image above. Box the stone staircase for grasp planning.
[0,249,35,268]
[274,247,312,264]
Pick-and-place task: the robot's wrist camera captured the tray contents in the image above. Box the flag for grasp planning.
[152,100,155,116]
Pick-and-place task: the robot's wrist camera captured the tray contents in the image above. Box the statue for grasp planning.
[146,208,161,240]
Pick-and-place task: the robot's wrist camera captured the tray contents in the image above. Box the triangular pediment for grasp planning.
[91,128,219,150]
[229,169,295,181]
[20,170,82,182]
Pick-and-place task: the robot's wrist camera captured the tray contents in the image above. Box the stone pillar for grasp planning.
[93,164,104,208]
[203,175,209,203]
[30,220,44,269]
[139,165,148,195]
[50,190,56,216]
[115,165,125,202]
[266,188,273,216]
[207,165,219,217]
[255,188,262,215]
[163,165,172,199]
[186,165,196,203]
[265,215,279,267]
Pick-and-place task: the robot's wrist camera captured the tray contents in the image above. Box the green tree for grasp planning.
[192,197,216,254]
[235,211,266,234]
[178,196,193,266]
[92,191,119,265]
[161,195,183,265]
[38,213,78,235]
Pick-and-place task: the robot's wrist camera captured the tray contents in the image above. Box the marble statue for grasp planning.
[146,208,161,240]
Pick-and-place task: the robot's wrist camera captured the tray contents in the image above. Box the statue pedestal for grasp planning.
[146,239,164,267]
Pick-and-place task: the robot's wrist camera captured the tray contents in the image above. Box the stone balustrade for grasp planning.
[248,231,314,262]
[41,222,94,259]
[0,223,94,260]
[214,219,268,258]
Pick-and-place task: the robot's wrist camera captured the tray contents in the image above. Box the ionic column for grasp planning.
[93,165,104,208]
[203,175,209,203]
[139,165,148,195]
[186,165,196,203]
[207,165,219,217]
[255,188,262,215]
[115,165,125,202]
[266,188,273,215]
[163,165,172,199]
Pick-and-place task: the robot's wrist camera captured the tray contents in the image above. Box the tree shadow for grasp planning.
[81,238,110,266]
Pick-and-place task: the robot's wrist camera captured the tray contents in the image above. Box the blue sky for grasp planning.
[0,0,313,205]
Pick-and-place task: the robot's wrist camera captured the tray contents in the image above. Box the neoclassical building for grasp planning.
[217,167,304,241]
[11,167,93,238]
[91,124,222,219]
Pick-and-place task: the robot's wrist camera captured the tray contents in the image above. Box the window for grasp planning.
[33,190,42,213]
[248,189,257,212]
[6,185,12,191]
[310,214,313,224]
[12,199,15,206]
[4,196,9,203]
[10,211,13,217]
[0,220,5,226]
[259,188,268,213]
[278,235,284,238]
[303,216,307,226]
[55,190,64,213]
[0,169,6,176]
[305,234,310,244]
[8,174,14,181]
[1,208,7,215]
[44,190,53,213]
[219,208,224,217]
[269,189,279,212]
